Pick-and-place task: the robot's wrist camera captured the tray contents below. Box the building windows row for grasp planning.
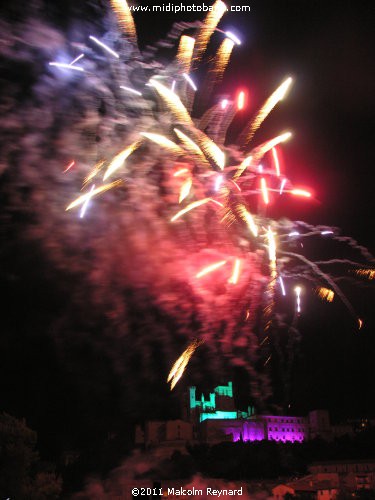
[268,435,304,442]
[269,427,305,433]
[268,418,304,424]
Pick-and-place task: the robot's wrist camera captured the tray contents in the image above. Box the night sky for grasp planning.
[0,0,374,465]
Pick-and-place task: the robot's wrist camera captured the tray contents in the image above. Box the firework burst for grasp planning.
[1,0,373,409]
[59,0,374,395]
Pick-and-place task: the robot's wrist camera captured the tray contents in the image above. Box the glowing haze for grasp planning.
[1,0,373,419]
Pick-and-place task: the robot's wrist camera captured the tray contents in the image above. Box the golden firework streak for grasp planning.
[212,38,235,83]
[103,141,141,181]
[140,133,183,154]
[243,77,293,145]
[66,180,123,211]
[168,339,204,390]
[149,80,194,125]
[176,35,196,73]
[195,0,227,62]
[110,0,138,45]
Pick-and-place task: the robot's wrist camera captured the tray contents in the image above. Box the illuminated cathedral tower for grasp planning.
[186,382,254,424]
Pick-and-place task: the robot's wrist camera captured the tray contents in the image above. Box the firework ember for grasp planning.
[295,286,302,314]
[316,287,335,303]
[171,198,213,222]
[63,160,75,173]
[179,177,193,203]
[279,277,286,296]
[49,62,85,72]
[237,90,246,110]
[228,258,241,285]
[89,35,120,59]
[272,147,281,177]
[196,260,227,279]
[355,269,375,280]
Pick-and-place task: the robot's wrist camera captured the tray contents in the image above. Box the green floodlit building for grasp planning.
[188,381,255,423]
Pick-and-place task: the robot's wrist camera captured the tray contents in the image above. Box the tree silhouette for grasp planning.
[0,412,61,499]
